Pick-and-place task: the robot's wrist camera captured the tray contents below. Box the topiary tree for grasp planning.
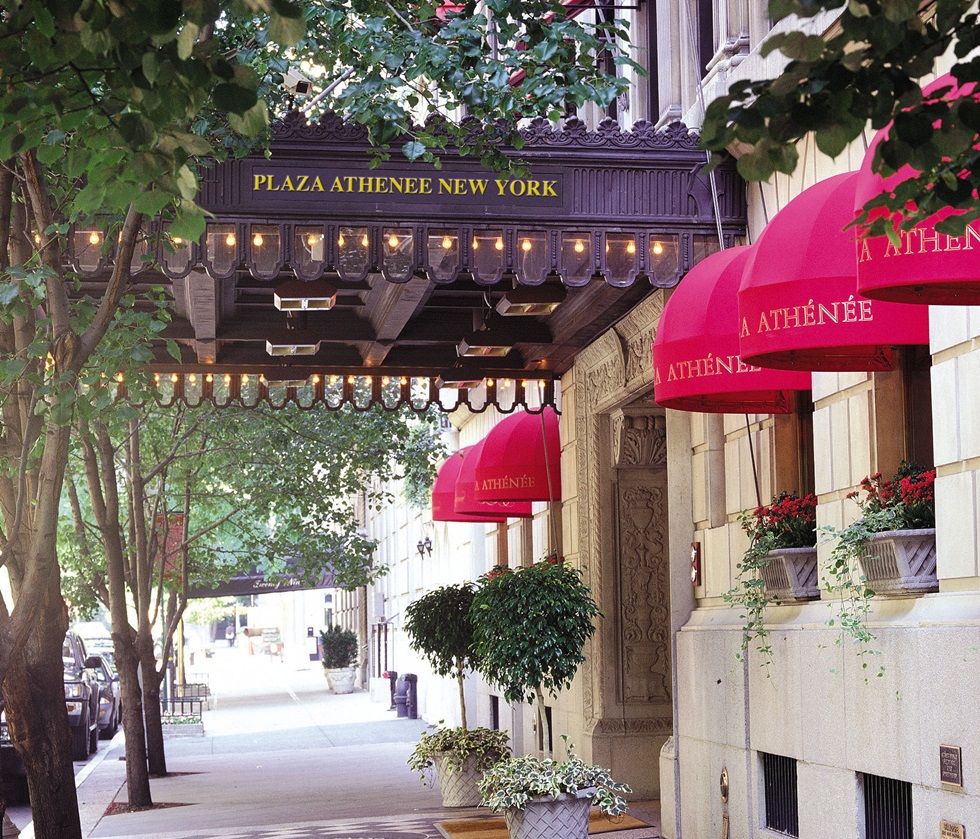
[404,582,479,730]
[320,625,358,669]
[470,559,599,755]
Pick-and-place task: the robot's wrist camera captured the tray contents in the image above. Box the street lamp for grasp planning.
[416,537,432,558]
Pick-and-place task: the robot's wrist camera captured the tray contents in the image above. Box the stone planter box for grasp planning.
[760,547,819,602]
[504,789,594,839]
[162,722,204,738]
[433,752,483,808]
[858,528,938,596]
[324,666,356,694]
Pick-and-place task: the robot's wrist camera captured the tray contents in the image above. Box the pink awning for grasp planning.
[455,440,533,518]
[856,73,980,305]
[652,245,810,413]
[432,447,507,523]
[738,172,929,372]
[472,408,561,503]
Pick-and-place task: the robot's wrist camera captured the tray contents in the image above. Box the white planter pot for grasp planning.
[859,528,938,596]
[760,546,819,601]
[433,752,483,808]
[324,666,356,694]
[504,789,594,839]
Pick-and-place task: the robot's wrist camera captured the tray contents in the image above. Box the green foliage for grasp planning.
[404,583,479,678]
[724,492,818,664]
[402,423,446,509]
[701,0,980,234]
[477,738,630,816]
[319,625,358,668]
[407,725,511,784]
[471,560,598,705]
[280,0,640,170]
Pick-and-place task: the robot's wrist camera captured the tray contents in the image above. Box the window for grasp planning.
[862,773,912,839]
[762,752,799,836]
[490,695,500,731]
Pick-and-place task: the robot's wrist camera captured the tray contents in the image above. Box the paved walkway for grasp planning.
[13,648,663,838]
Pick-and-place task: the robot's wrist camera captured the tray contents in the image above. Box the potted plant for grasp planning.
[470,557,599,758]
[831,462,937,597]
[404,583,510,806]
[724,491,818,664]
[319,625,358,694]
[477,739,631,839]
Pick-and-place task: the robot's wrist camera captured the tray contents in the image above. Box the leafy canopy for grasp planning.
[471,560,599,705]
[701,0,980,235]
[404,582,480,678]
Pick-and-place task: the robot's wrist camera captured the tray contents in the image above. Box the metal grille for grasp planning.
[762,752,799,836]
[863,773,913,839]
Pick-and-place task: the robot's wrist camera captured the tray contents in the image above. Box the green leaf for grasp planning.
[227,100,269,136]
[268,6,307,47]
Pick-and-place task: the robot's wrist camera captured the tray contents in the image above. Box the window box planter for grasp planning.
[760,546,819,602]
[858,528,938,596]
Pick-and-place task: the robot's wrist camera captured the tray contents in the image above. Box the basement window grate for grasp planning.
[863,773,912,839]
[762,752,799,836]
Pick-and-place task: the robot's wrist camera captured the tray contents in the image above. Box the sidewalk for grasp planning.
[38,650,662,839]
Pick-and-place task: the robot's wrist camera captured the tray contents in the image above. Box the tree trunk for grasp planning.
[3,580,82,839]
[456,663,467,731]
[140,638,167,777]
[113,632,152,806]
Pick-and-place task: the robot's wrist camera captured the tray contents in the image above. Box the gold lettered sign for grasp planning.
[941,820,965,839]
[247,164,563,209]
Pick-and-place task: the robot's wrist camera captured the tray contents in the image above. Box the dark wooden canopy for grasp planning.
[81,112,745,412]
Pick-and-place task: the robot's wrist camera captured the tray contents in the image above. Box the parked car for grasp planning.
[89,654,121,740]
[62,631,101,761]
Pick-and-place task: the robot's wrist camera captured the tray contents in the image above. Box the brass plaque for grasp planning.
[941,820,965,839]
[940,744,963,788]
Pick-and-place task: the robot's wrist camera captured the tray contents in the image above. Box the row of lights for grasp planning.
[137,372,547,390]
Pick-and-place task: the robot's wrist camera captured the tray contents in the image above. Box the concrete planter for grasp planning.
[761,546,819,602]
[859,528,938,596]
[504,789,594,839]
[433,752,483,808]
[324,666,356,694]
[162,722,204,738]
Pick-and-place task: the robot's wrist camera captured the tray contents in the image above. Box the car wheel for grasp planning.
[71,707,90,761]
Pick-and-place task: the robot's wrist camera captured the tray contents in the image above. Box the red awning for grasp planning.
[455,440,533,518]
[856,73,980,305]
[652,246,810,413]
[473,407,561,503]
[738,172,929,372]
[432,447,508,522]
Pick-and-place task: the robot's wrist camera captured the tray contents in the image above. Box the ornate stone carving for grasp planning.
[615,415,668,469]
[618,484,671,703]
[615,291,667,390]
[591,717,674,736]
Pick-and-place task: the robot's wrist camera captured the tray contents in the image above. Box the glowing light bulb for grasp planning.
[312,374,321,384]
[170,373,179,383]
[241,374,249,385]
[574,240,585,254]
[307,233,319,248]
[388,233,399,248]
[205,373,213,383]
[337,234,346,248]
[153,373,160,383]
[627,241,636,255]
[33,233,41,244]
[382,376,390,386]
[88,231,100,245]
[400,377,408,385]
[652,241,664,256]
[472,238,479,250]
[330,375,338,385]
[361,234,369,248]
[486,379,494,387]
[442,235,453,250]
[225,232,236,247]
[252,233,264,247]
[173,237,183,245]
[494,238,503,251]
[347,375,355,384]
[224,374,231,385]
[502,378,512,387]
[521,239,532,252]
[115,372,124,383]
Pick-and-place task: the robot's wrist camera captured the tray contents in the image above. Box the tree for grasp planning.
[62,399,441,804]
[700,0,980,236]
[0,2,629,834]
[470,560,599,755]
[405,582,480,730]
